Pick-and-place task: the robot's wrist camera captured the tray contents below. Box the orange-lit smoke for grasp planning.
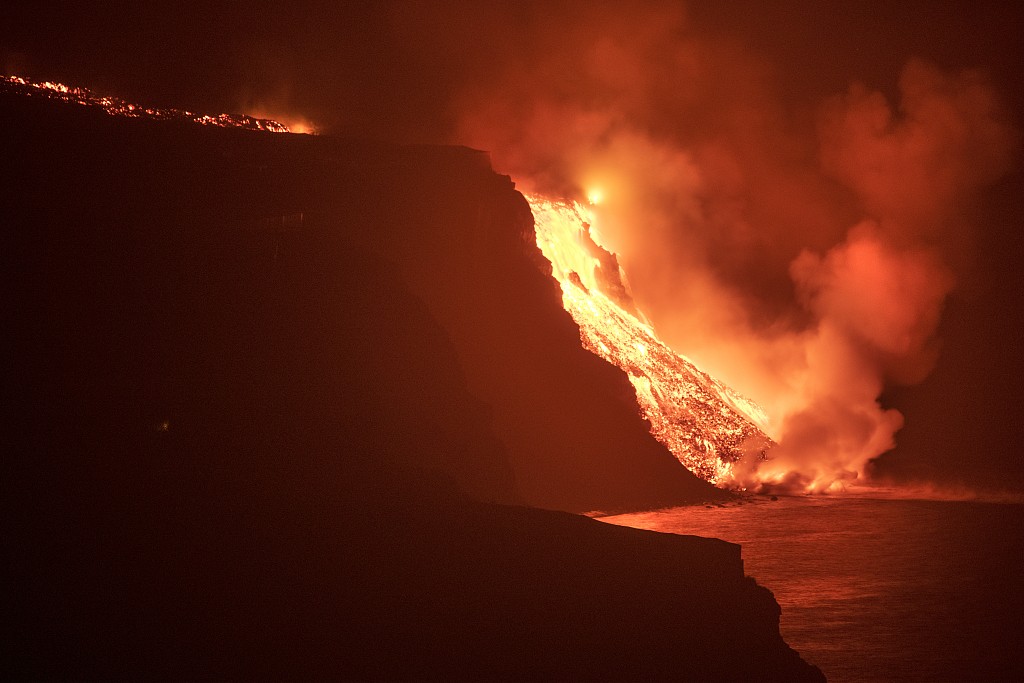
[449,3,1018,492]
[236,80,318,134]
[246,107,316,135]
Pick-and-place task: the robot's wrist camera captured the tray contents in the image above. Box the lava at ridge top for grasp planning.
[1,75,293,133]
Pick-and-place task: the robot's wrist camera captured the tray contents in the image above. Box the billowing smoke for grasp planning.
[435,2,1018,491]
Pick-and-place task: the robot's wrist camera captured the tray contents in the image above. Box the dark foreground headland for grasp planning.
[2,86,823,681]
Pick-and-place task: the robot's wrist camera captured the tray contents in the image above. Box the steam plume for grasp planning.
[444,2,1017,491]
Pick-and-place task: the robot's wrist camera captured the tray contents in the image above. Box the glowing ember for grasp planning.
[1,75,294,133]
[529,194,773,486]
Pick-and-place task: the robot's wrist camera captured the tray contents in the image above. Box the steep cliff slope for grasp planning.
[2,77,722,512]
[270,140,727,513]
[2,86,820,680]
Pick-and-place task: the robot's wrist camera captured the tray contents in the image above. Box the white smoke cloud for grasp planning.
[444,2,1017,491]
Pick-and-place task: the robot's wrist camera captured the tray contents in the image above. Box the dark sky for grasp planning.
[4,1,1023,493]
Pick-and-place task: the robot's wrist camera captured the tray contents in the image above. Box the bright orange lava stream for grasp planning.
[529,194,774,487]
[1,75,294,133]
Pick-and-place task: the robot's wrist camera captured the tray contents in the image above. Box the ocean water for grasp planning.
[602,496,1024,682]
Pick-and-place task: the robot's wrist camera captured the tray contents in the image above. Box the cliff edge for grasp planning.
[2,87,821,681]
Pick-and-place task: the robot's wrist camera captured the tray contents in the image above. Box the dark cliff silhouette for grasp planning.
[2,87,822,681]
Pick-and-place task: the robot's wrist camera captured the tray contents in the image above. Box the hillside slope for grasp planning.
[2,88,819,681]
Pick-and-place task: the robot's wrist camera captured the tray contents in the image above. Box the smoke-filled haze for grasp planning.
[442,5,1019,491]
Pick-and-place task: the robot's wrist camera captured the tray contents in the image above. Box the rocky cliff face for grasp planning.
[2,86,821,681]
[258,138,726,513]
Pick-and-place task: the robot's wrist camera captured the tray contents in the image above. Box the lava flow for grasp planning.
[1,75,293,133]
[529,194,773,486]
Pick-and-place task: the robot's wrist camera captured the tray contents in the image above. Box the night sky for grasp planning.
[4,1,1023,493]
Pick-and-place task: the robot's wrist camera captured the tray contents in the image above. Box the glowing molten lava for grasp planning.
[1,75,294,133]
[529,195,773,486]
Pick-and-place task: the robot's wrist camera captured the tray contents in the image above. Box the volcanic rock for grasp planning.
[2,83,821,681]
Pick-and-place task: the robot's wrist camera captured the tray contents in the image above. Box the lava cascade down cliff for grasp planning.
[530,196,774,485]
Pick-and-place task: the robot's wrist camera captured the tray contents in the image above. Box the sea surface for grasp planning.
[602,495,1024,682]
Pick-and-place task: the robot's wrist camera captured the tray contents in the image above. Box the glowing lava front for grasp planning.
[1,75,294,133]
[529,194,773,486]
